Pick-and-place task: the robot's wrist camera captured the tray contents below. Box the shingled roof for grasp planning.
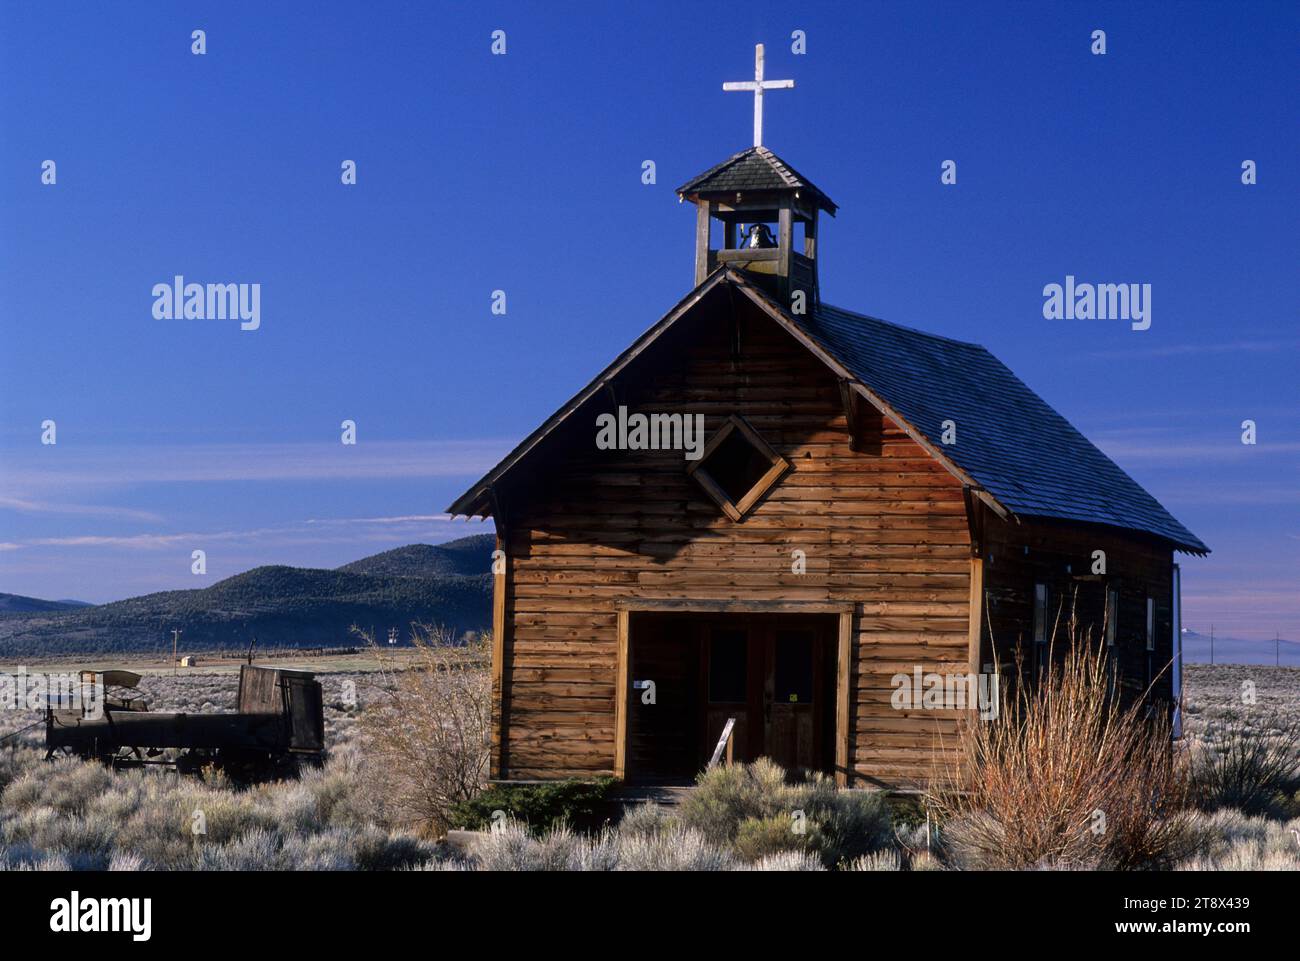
[790,302,1208,554]
[448,268,1206,554]
[676,146,837,214]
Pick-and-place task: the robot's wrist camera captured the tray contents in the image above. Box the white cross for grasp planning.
[722,43,794,147]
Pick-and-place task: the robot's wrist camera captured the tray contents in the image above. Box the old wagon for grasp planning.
[46,665,325,779]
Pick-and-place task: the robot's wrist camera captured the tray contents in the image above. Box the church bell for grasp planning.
[744,223,776,249]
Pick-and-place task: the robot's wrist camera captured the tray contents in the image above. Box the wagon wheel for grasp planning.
[217,748,294,784]
[176,749,219,777]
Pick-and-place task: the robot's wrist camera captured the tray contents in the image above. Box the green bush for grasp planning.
[678,758,892,867]
[1190,713,1300,818]
[732,814,820,862]
[448,778,616,835]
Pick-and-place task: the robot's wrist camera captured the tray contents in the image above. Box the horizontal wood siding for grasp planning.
[501,301,972,785]
[981,517,1175,707]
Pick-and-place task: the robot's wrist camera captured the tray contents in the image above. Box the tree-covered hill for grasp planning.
[0,594,92,613]
[0,534,495,656]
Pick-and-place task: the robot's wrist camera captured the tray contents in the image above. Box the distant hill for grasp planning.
[338,538,491,579]
[0,593,93,613]
[1181,629,1300,667]
[0,534,495,656]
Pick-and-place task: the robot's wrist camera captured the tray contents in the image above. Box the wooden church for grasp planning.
[448,46,1207,789]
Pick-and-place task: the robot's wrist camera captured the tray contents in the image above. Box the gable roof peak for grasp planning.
[447,267,1207,556]
[676,146,837,214]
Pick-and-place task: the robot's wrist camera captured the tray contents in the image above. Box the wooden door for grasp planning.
[629,614,699,781]
[700,617,825,773]
[702,624,759,764]
[763,626,823,772]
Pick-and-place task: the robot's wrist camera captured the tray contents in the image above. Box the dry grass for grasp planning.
[1175,808,1300,870]
[932,638,1194,870]
[0,643,461,870]
[3,652,1298,871]
[0,741,435,870]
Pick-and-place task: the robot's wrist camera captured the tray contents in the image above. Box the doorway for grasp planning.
[626,611,838,783]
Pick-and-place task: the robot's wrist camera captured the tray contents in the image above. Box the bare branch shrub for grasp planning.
[356,624,491,837]
[932,635,1195,870]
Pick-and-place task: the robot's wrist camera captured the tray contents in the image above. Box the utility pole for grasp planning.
[1209,624,1214,666]
[171,629,182,674]
[1277,631,1281,668]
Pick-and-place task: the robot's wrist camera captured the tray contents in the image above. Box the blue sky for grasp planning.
[1,1,1296,640]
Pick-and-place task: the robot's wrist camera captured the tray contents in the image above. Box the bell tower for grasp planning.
[675,44,837,311]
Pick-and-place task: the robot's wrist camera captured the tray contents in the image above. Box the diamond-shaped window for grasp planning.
[688,415,789,521]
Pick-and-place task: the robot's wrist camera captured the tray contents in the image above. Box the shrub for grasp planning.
[613,825,735,871]
[679,758,892,867]
[732,814,819,862]
[468,821,617,871]
[355,624,492,836]
[908,850,945,871]
[464,820,737,872]
[1189,713,1300,817]
[351,826,437,871]
[1174,810,1300,871]
[846,849,902,871]
[448,778,616,835]
[747,850,826,872]
[615,801,672,837]
[932,638,1195,870]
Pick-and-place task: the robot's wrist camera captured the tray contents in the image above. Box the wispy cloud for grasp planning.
[9,514,477,552]
[0,439,510,496]
[1154,485,1300,505]
[0,495,164,523]
[1092,435,1300,464]
[304,514,452,526]
[1085,339,1300,360]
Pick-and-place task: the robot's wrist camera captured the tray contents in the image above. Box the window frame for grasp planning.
[687,414,790,522]
[1145,596,1155,689]
[1105,587,1119,647]
[1032,582,1049,679]
[1105,586,1119,696]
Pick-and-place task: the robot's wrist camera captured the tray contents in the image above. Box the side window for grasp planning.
[708,629,748,704]
[1105,587,1118,647]
[1145,596,1155,689]
[1033,583,1049,679]
[1105,587,1119,696]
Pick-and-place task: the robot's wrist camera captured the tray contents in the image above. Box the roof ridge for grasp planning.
[752,146,802,188]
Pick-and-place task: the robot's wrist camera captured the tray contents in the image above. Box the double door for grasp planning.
[701,616,828,772]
